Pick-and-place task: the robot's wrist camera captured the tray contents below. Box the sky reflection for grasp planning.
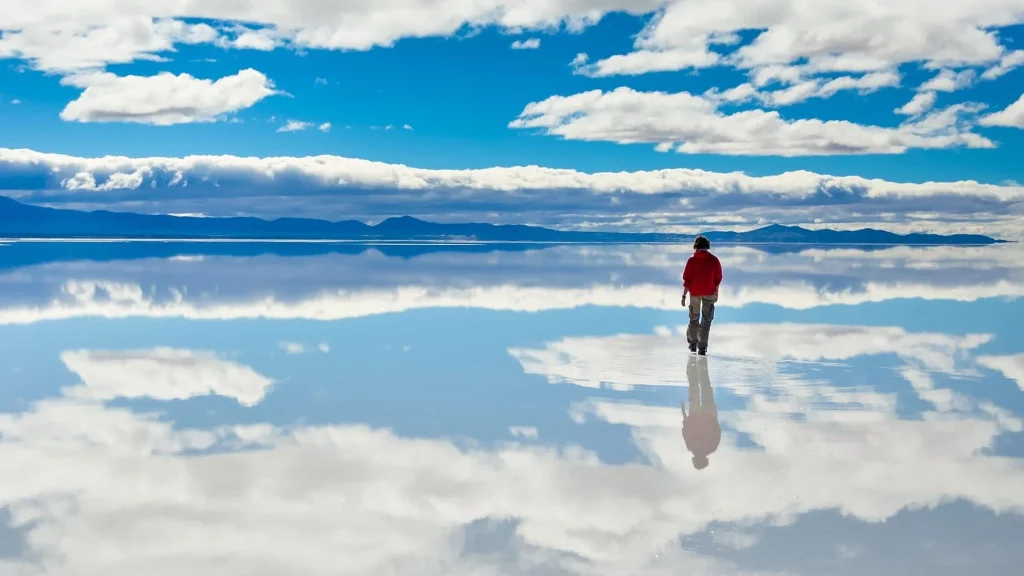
[0,243,1022,575]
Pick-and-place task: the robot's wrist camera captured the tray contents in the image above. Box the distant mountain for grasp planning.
[0,195,1003,245]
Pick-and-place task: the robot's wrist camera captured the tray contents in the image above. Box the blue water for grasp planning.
[0,241,1022,575]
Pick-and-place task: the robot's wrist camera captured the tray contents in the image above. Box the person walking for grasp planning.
[681,235,722,355]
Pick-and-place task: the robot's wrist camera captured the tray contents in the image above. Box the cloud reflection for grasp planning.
[0,243,1021,324]
[60,348,275,406]
[0,319,1022,575]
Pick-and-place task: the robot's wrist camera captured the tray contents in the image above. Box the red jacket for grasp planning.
[682,250,722,297]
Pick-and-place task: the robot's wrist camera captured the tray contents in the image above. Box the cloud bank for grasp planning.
[2,147,1022,235]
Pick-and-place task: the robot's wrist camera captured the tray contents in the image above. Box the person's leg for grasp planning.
[698,294,717,352]
[687,296,701,348]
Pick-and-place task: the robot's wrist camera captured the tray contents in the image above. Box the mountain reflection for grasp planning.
[0,242,1023,324]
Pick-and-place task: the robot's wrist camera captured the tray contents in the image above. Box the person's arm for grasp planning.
[681,258,691,306]
[714,257,723,294]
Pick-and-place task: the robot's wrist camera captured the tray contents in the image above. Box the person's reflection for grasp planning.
[682,356,720,470]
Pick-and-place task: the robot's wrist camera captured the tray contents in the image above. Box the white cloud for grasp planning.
[981,50,1024,80]
[314,77,329,85]
[920,68,977,92]
[318,122,332,132]
[402,124,413,131]
[11,98,21,104]
[977,354,1024,391]
[318,343,331,353]
[60,347,274,406]
[219,26,281,51]
[895,91,937,116]
[577,46,719,77]
[584,0,1020,78]
[510,38,540,50]
[59,69,278,125]
[0,3,664,70]
[279,341,306,354]
[510,87,993,156]
[0,18,218,72]
[0,0,1019,123]
[278,120,313,132]
[707,71,901,107]
[979,93,1024,129]
[508,426,539,439]
[6,147,1020,201]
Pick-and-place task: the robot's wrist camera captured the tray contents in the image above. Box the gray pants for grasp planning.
[687,294,718,349]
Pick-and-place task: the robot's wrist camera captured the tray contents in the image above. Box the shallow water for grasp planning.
[0,242,1022,575]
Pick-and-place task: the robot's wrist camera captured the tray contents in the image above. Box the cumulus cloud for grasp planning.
[979,93,1024,129]
[582,0,1020,78]
[318,122,332,132]
[577,46,719,77]
[510,87,994,156]
[981,50,1024,80]
[60,348,274,406]
[895,92,937,116]
[277,120,313,132]
[0,2,663,72]
[510,38,540,50]
[1,2,1016,85]
[217,26,282,51]
[0,17,218,72]
[705,71,901,107]
[59,69,278,125]
[920,69,977,92]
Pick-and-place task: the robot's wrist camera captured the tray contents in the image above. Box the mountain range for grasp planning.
[0,195,1003,245]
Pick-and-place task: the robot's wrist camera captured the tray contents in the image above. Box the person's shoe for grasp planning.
[688,342,697,353]
[697,348,707,356]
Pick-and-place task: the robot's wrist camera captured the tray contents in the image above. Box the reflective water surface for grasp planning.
[1,241,1023,575]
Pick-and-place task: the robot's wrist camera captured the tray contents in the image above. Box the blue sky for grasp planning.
[1,4,1023,234]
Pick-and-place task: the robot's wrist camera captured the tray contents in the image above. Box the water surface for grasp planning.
[0,242,1022,575]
